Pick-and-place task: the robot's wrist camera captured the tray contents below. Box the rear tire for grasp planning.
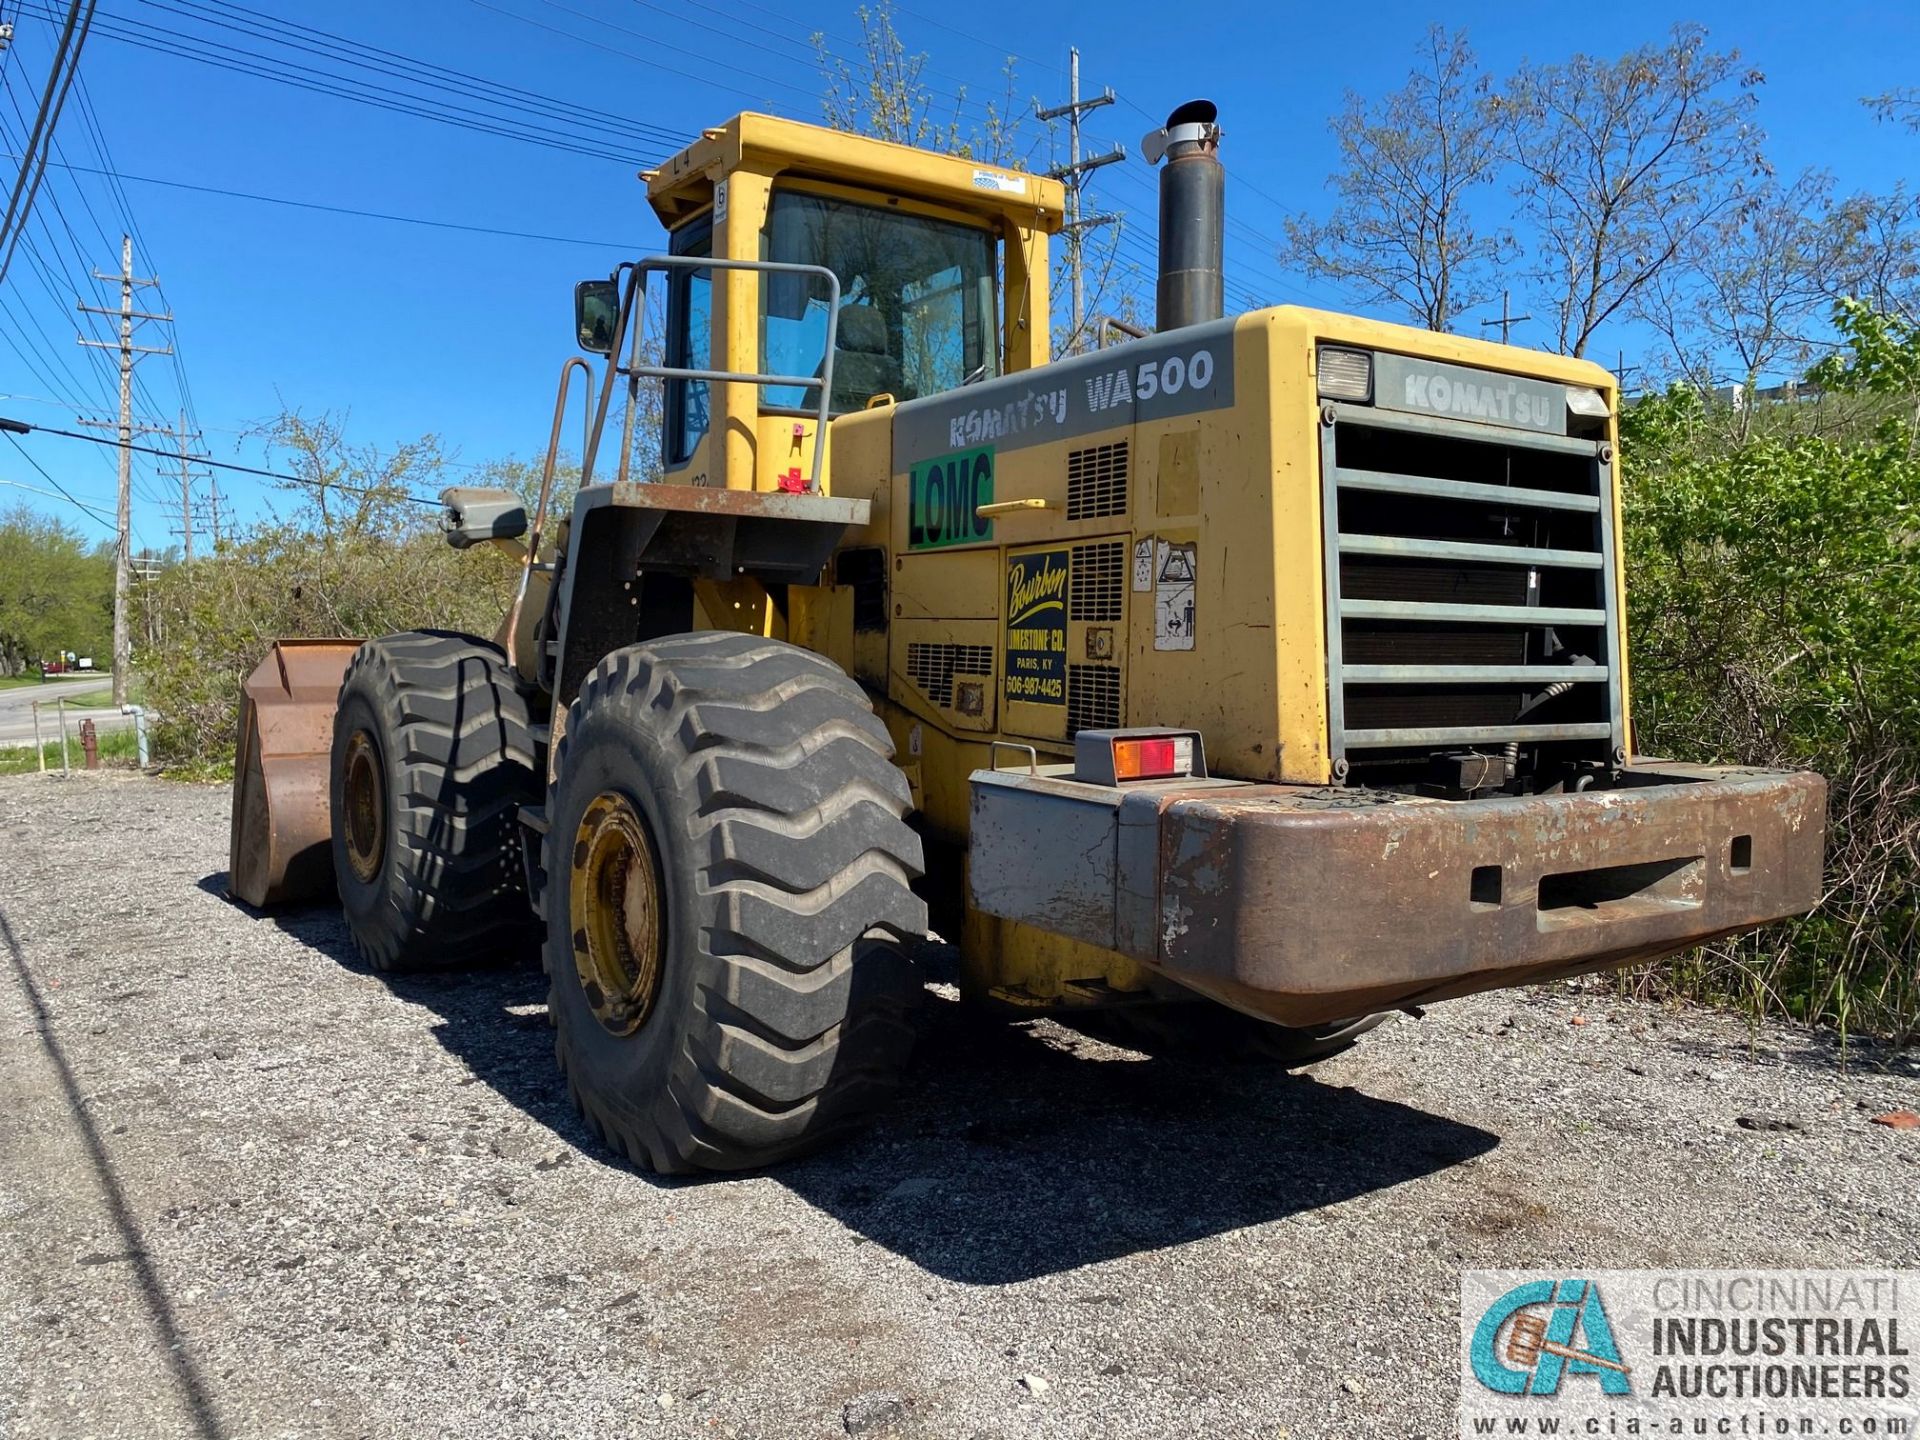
[330,631,540,972]
[544,632,927,1174]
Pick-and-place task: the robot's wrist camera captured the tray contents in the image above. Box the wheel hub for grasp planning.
[342,729,386,885]
[569,792,665,1036]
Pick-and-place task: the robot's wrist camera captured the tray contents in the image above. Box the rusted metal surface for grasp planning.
[603,480,870,527]
[228,638,360,908]
[1154,762,1826,1026]
[969,760,1827,1028]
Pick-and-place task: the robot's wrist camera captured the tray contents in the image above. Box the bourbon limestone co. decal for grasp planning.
[1004,547,1068,706]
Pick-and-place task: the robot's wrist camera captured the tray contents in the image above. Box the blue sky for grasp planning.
[0,0,1915,550]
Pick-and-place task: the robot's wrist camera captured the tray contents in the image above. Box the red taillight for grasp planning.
[1112,735,1191,781]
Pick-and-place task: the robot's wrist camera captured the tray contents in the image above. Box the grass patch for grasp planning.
[63,686,137,710]
[0,674,108,691]
[0,726,140,776]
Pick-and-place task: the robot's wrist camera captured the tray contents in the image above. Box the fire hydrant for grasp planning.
[79,718,99,771]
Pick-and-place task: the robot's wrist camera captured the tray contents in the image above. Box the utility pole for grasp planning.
[1478,289,1532,347]
[1615,349,1642,399]
[1037,49,1125,353]
[1474,289,1536,345]
[171,407,211,562]
[77,234,169,706]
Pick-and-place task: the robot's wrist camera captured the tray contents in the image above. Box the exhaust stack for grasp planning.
[1143,100,1224,330]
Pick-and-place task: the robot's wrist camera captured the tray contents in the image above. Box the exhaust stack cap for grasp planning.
[1144,100,1225,332]
[1142,99,1221,165]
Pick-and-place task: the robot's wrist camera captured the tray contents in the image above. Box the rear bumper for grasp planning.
[968,762,1826,1026]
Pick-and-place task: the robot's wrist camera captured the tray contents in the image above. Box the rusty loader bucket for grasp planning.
[228,639,361,907]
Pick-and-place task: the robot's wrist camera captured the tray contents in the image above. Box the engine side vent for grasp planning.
[1069,541,1125,622]
[1068,663,1122,735]
[906,642,993,707]
[1067,441,1129,520]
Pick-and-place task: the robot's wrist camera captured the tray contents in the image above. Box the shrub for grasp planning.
[1619,309,1920,1039]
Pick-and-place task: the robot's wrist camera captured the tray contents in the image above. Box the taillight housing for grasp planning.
[1073,728,1208,786]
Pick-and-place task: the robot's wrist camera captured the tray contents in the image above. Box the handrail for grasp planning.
[506,354,592,676]
[580,254,843,492]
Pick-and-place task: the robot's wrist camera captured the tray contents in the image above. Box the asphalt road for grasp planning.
[1,773,1915,1439]
[0,678,130,750]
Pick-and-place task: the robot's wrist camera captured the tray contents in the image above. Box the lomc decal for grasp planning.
[909,446,995,550]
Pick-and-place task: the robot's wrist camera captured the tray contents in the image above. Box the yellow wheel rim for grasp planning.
[342,729,386,885]
[569,792,665,1036]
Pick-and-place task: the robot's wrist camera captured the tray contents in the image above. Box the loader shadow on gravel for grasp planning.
[235,876,1501,1286]
[2,906,227,1440]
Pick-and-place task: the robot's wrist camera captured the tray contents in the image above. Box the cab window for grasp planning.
[663,217,712,469]
[759,190,997,414]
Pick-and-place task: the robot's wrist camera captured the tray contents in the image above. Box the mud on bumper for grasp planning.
[968,762,1826,1026]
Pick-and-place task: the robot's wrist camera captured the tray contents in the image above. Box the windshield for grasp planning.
[760,190,997,413]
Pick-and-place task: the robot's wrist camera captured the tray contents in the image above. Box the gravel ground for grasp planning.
[2,772,1916,1440]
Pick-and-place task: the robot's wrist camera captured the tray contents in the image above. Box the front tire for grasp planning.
[330,631,539,972]
[545,632,927,1174]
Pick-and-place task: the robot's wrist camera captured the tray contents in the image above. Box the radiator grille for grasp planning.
[1068,663,1121,735]
[1321,401,1623,768]
[1069,541,1125,622]
[906,642,993,707]
[1067,441,1129,520]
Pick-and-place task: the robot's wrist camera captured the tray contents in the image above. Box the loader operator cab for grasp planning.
[570,114,1063,496]
[641,190,1001,466]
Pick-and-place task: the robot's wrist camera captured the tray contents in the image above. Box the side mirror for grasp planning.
[574,279,620,354]
[440,487,528,550]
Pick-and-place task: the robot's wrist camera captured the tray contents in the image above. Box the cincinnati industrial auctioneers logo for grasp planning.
[1460,1270,1918,1438]
[1470,1278,1634,1398]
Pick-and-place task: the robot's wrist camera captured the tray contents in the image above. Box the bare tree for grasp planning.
[1495,24,1766,357]
[1868,87,1920,133]
[814,2,1021,163]
[1646,169,1861,399]
[1283,28,1510,331]
[1832,188,1920,322]
[813,7,1152,357]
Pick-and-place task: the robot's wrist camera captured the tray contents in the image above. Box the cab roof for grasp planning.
[641,112,1067,233]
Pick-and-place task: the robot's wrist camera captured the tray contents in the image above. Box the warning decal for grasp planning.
[1004,546,1069,705]
[1132,535,1154,592]
[1154,539,1196,651]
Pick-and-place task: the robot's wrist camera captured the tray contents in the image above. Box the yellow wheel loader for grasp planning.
[229,102,1827,1173]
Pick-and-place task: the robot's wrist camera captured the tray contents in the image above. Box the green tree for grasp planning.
[0,505,111,675]
[138,415,517,767]
[1621,303,1920,1037]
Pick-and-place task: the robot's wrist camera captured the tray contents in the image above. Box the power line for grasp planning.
[159,0,686,149]
[9,0,665,164]
[1,415,442,502]
[2,431,115,526]
[0,0,96,286]
[5,152,665,247]
[462,0,792,111]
